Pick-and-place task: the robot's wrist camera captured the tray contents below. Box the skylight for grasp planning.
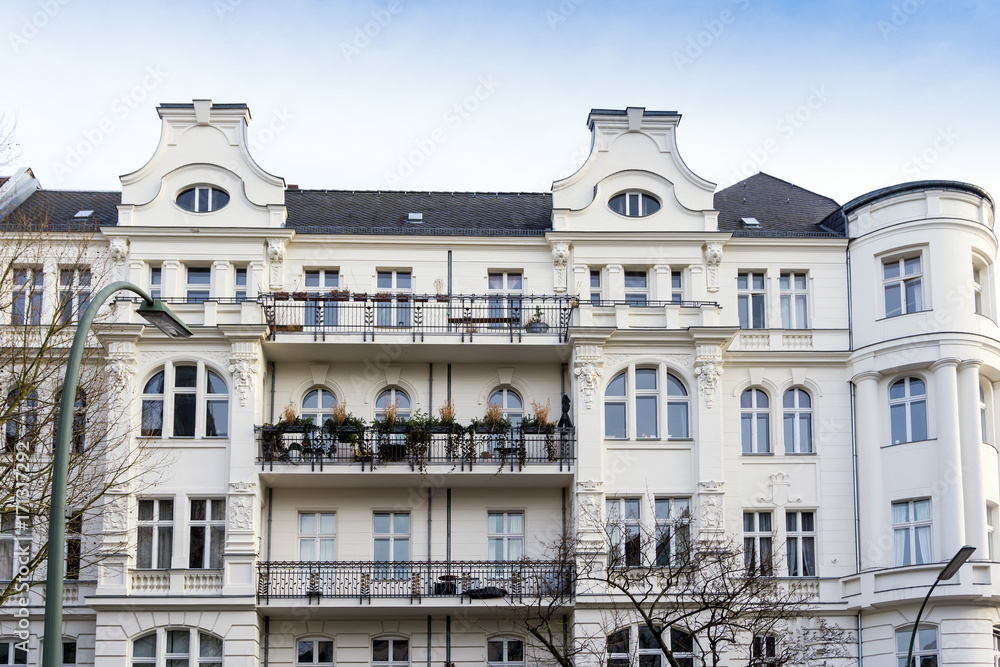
[408,212,424,223]
[74,210,94,218]
[741,217,760,228]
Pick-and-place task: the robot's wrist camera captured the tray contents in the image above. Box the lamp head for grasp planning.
[939,545,976,581]
[136,300,193,338]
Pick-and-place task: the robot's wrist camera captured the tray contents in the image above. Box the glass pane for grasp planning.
[885,284,902,317]
[508,640,524,661]
[890,404,908,444]
[799,414,812,452]
[914,500,931,521]
[488,513,504,534]
[300,513,316,534]
[396,392,410,409]
[605,403,626,439]
[144,371,164,394]
[608,629,630,654]
[666,374,686,396]
[784,414,795,453]
[780,294,791,329]
[911,401,927,441]
[206,399,229,437]
[737,274,748,290]
[609,194,627,215]
[174,394,197,437]
[624,271,647,288]
[741,414,753,453]
[906,280,922,312]
[141,400,163,436]
[325,272,338,287]
[189,526,205,568]
[134,635,156,658]
[756,414,769,452]
[639,625,660,649]
[393,640,408,661]
[606,373,626,397]
[905,257,921,275]
[374,539,390,561]
[508,513,523,534]
[298,640,314,663]
[667,402,688,438]
[795,274,807,289]
[625,499,641,521]
[893,503,910,523]
[752,273,764,290]
[756,390,768,408]
[200,634,223,658]
[910,378,925,396]
[187,267,211,285]
[488,274,503,290]
[507,391,522,410]
[393,538,409,561]
[759,513,772,532]
[890,380,907,400]
[628,193,640,214]
[318,641,334,662]
[167,629,190,654]
[918,627,937,650]
[177,189,196,211]
[300,539,315,560]
[751,294,765,327]
[198,188,210,211]
[206,371,227,394]
[795,295,808,328]
[884,260,900,280]
[320,513,336,534]
[305,271,320,288]
[175,366,197,388]
[373,514,390,534]
[377,272,392,289]
[635,369,657,390]
[394,513,409,534]
[396,272,411,289]
[321,391,335,409]
[636,396,658,438]
[191,499,206,521]
[372,639,388,661]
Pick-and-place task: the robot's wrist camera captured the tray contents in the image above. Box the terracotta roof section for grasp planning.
[714,173,841,237]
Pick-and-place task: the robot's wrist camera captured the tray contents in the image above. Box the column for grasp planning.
[853,371,884,570]
[162,259,180,299]
[652,264,671,302]
[959,360,987,555]
[606,264,623,301]
[211,259,229,299]
[932,358,966,556]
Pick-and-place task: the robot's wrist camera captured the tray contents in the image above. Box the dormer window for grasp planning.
[176,186,230,213]
[609,191,660,217]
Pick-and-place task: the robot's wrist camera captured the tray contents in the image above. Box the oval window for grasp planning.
[176,186,230,212]
[609,191,660,217]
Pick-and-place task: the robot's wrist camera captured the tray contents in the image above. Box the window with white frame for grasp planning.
[782,388,813,453]
[0,640,27,665]
[786,511,816,576]
[607,498,642,568]
[609,191,661,217]
[376,270,412,327]
[304,269,339,328]
[634,368,659,439]
[235,267,248,302]
[670,269,683,303]
[302,388,337,426]
[489,388,523,428]
[176,186,230,213]
[0,512,30,581]
[55,388,86,453]
[188,499,225,569]
[590,269,602,304]
[896,626,937,667]
[374,512,409,579]
[752,635,777,667]
[297,638,334,666]
[137,498,173,569]
[58,267,91,324]
[893,499,932,566]
[883,255,923,317]
[12,267,43,326]
[186,267,211,303]
[743,511,773,576]
[149,265,162,301]
[604,368,689,440]
[889,377,927,445]
[624,270,649,306]
[605,626,696,667]
[141,371,165,437]
[65,512,82,580]
[5,387,38,452]
[993,626,1000,667]
[988,505,996,561]
[372,637,408,667]
[738,272,766,329]
[741,388,770,454]
[487,637,524,667]
[61,640,77,667]
[299,512,336,561]
[779,272,808,329]
[488,512,524,562]
[141,364,229,439]
[665,373,690,439]
[982,384,990,444]
[655,498,691,566]
[132,629,223,667]
[488,271,524,327]
[375,387,410,421]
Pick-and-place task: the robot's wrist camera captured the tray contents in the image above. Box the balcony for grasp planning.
[256,560,573,604]
[255,424,576,473]
[259,293,576,343]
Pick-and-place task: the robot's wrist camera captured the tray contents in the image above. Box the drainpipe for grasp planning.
[446,616,452,666]
[268,361,276,423]
[857,610,864,667]
[263,616,270,667]
[267,487,273,561]
[427,616,432,667]
[447,364,452,400]
[429,363,433,413]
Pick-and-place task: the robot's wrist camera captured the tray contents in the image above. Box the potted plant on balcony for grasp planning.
[323,404,364,458]
[520,399,556,463]
[352,292,368,302]
[434,399,466,465]
[524,306,549,333]
[405,410,433,472]
[471,403,512,472]
[371,292,393,302]
[257,423,287,462]
[434,278,450,302]
[277,403,310,461]
[329,289,350,301]
[372,401,407,464]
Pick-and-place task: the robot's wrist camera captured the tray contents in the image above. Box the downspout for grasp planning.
[447,364,452,400]
[263,616,270,667]
[429,363,433,414]
[268,361,276,423]
[427,487,432,561]
[427,616,432,667]
[447,251,453,295]
[446,488,452,563]
[446,616,452,666]
[857,610,864,667]
[848,241,863,666]
[267,487,273,561]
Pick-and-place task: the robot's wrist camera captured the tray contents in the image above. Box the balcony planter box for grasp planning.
[414,296,429,303]
[329,290,350,301]
[465,586,508,599]
[524,321,549,334]
[396,294,411,302]
[291,292,309,299]
[272,292,290,300]
[435,294,451,303]
[353,293,368,302]
[371,293,393,302]
[273,324,303,332]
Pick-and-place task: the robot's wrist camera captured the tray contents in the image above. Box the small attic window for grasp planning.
[407,212,424,223]
[74,210,94,218]
[741,217,761,228]
[176,186,230,213]
[609,191,660,217]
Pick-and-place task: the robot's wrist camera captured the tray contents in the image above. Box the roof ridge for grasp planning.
[286,189,551,197]
[753,172,839,206]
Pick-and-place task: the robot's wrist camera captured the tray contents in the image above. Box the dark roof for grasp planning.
[714,173,841,238]
[284,190,552,236]
[0,190,119,231]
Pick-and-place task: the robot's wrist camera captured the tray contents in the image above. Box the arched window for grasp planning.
[4,387,37,452]
[0,638,27,665]
[204,370,229,438]
[141,364,230,439]
[487,637,524,666]
[606,625,695,667]
[54,388,87,453]
[741,389,770,454]
[141,371,165,437]
[752,635,778,667]
[889,377,927,444]
[302,388,337,426]
[603,368,690,440]
[297,638,334,665]
[489,388,523,427]
[895,626,937,667]
[782,388,812,454]
[133,629,223,667]
[375,387,410,421]
[372,637,408,667]
[992,625,1000,667]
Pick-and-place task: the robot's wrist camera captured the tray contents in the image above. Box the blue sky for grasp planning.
[3,0,999,204]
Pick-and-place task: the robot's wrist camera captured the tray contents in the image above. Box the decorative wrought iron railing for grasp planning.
[256,559,574,604]
[255,424,576,472]
[258,293,576,342]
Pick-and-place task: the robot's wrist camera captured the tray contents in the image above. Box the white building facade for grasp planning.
[1,100,999,666]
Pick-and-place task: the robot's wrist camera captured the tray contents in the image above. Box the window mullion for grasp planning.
[164,360,175,438]
[626,363,636,440]
[196,361,206,437]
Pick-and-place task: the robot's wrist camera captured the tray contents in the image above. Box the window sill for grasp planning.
[741,452,774,456]
[876,309,932,322]
[882,438,937,448]
[783,451,817,456]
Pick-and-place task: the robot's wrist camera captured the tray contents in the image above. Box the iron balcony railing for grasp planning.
[255,424,576,472]
[259,293,576,342]
[256,559,574,604]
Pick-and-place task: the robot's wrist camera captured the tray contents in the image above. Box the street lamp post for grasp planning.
[903,545,976,667]
[42,281,191,667]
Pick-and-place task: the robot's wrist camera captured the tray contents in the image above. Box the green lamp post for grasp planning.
[903,545,976,667]
[42,281,191,667]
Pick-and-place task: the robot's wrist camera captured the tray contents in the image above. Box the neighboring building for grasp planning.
[0,100,998,666]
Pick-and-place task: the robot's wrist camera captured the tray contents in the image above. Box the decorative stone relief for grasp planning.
[551,242,570,293]
[755,471,802,506]
[229,481,257,493]
[267,239,286,289]
[228,494,254,531]
[107,354,136,394]
[699,495,723,532]
[104,495,129,533]
[694,361,724,408]
[574,361,603,410]
[228,356,259,408]
[698,480,724,493]
[109,237,129,263]
[703,242,723,292]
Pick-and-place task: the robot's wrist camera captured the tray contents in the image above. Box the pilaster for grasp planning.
[853,371,883,569]
[931,357,966,556]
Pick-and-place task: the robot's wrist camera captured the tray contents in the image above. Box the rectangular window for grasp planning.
[0,512,30,581]
[738,272,767,328]
[59,268,92,324]
[150,266,162,301]
[752,636,777,667]
[65,513,82,580]
[786,511,816,576]
[883,256,923,317]
[186,267,211,303]
[893,499,932,566]
[779,272,808,329]
[743,511,773,576]
[655,498,691,566]
[172,365,197,438]
[988,505,995,561]
[235,267,248,302]
[487,271,524,328]
[590,269,602,305]
[376,270,412,327]
[671,269,683,303]
[974,262,984,315]
[896,627,937,667]
[299,512,336,560]
[304,269,340,328]
[137,498,173,569]
[607,498,642,567]
[624,270,649,306]
[62,640,77,666]
[488,511,524,562]
[373,511,409,579]
[12,268,43,326]
[188,498,225,569]
[0,640,27,665]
